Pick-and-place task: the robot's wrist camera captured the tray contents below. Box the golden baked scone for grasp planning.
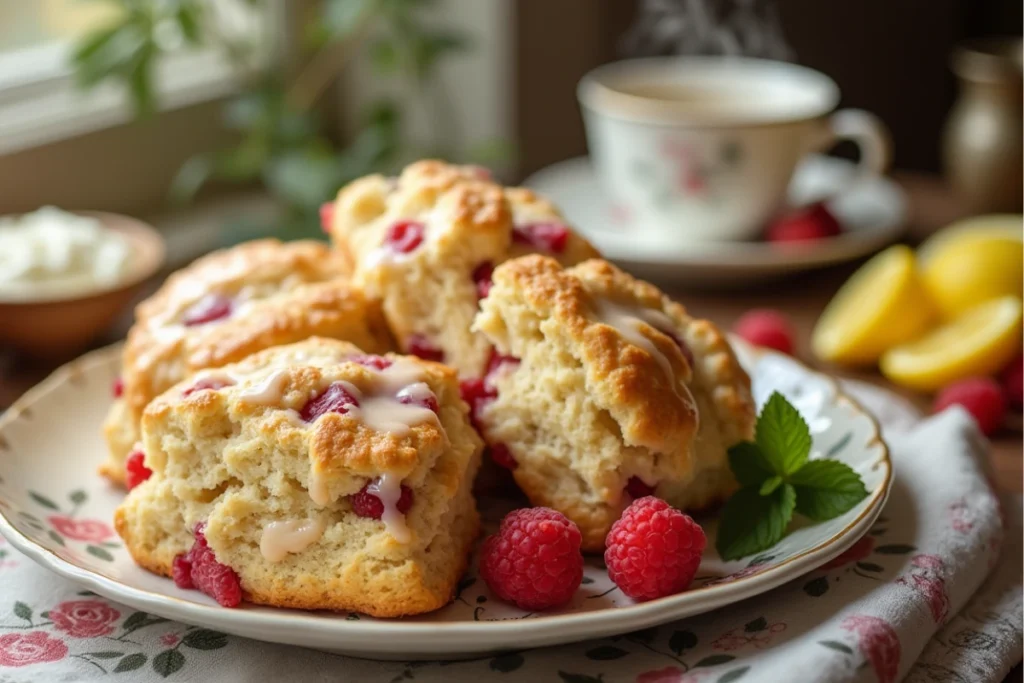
[471,256,755,550]
[115,338,482,617]
[325,160,599,377]
[102,239,393,485]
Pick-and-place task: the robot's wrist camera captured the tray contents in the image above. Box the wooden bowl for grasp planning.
[0,212,165,358]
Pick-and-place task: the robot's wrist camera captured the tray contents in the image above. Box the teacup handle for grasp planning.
[818,108,893,181]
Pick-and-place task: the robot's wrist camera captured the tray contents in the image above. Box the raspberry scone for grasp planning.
[325,160,599,377]
[102,239,393,486]
[114,338,483,616]
[471,256,756,549]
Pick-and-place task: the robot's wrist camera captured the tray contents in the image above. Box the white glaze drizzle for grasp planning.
[303,356,440,527]
[183,370,236,395]
[308,471,331,507]
[592,297,677,385]
[238,368,291,405]
[345,358,441,436]
[367,473,412,543]
[260,519,325,562]
[348,396,435,436]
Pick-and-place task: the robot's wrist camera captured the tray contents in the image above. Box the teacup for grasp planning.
[578,57,892,244]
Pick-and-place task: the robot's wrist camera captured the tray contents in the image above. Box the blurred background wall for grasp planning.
[0,0,1019,216]
[514,0,1023,178]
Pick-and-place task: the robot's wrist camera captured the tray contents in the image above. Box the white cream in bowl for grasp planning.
[0,207,132,299]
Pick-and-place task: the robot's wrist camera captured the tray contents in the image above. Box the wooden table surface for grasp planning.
[0,174,1020,679]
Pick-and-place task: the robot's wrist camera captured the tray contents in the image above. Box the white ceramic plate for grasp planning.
[0,341,892,659]
[524,155,907,288]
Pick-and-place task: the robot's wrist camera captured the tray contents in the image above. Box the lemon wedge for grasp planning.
[880,296,1023,391]
[919,215,1023,319]
[812,245,936,365]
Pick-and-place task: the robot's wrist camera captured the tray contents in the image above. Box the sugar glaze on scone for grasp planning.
[327,160,599,377]
[469,255,700,549]
[569,260,756,513]
[472,256,755,550]
[102,239,393,485]
[115,338,482,617]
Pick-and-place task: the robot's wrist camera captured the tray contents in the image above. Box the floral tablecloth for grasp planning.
[0,383,1020,683]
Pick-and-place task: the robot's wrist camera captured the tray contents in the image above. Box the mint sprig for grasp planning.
[716,392,870,561]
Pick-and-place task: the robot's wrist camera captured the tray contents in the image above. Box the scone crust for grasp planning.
[123,239,390,418]
[328,160,599,376]
[472,256,701,548]
[102,239,393,485]
[570,257,755,510]
[115,338,482,617]
[648,303,755,511]
[483,255,699,454]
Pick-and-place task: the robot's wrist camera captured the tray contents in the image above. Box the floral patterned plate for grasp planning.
[0,340,892,659]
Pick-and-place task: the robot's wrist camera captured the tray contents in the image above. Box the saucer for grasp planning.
[524,155,907,288]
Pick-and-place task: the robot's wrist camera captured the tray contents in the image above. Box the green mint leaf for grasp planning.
[755,392,811,475]
[727,442,775,487]
[716,483,796,561]
[759,476,783,496]
[790,460,869,521]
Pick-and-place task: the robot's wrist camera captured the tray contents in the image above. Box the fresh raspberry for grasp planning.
[182,293,233,326]
[171,554,193,589]
[174,523,242,607]
[407,335,444,362]
[765,202,842,243]
[350,354,393,371]
[934,377,1005,436]
[489,443,517,470]
[1000,355,1023,408]
[733,309,795,355]
[396,384,439,413]
[383,220,425,254]
[112,377,124,399]
[319,202,334,233]
[626,476,655,499]
[350,480,413,519]
[513,223,569,254]
[124,451,152,490]
[605,497,706,601]
[479,507,583,610]
[300,382,360,422]
[182,377,234,397]
[473,261,494,299]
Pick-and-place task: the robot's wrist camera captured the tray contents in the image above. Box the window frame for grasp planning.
[0,1,279,156]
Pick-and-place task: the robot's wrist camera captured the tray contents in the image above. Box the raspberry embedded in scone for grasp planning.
[114,338,482,617]
[471,255,756,549]
[326,160,599,377]
[101,239,394,486]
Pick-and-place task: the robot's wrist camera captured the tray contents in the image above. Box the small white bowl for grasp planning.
[0,212,165,358]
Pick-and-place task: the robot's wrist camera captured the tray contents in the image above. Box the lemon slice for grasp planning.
[919,214,1023,253]
[919,215,1023,319]
[880,296,1023,391]
[812,245,936,365]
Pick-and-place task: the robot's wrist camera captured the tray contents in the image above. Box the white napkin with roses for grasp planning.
[0,381,1018,683]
